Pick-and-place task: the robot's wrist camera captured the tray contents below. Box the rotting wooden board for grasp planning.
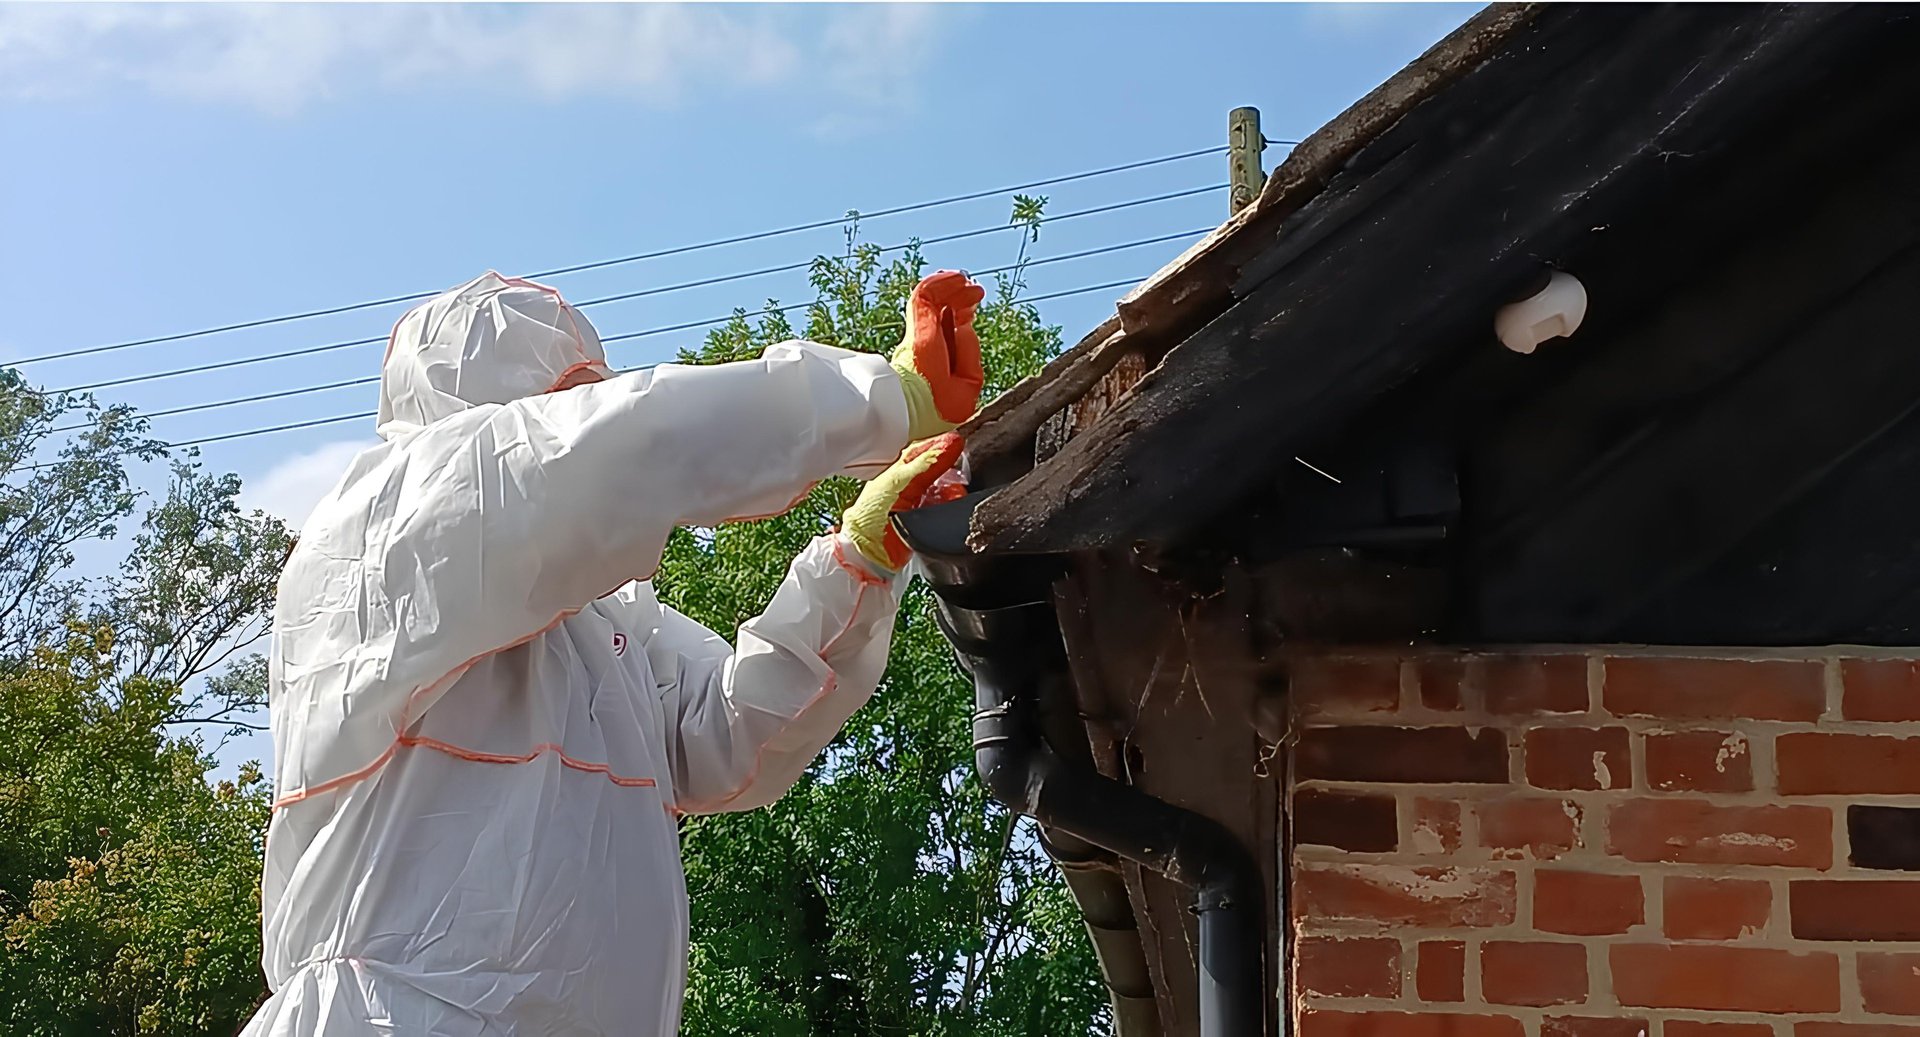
[1246,550,1447,645]
[1051,570,1180,1030]
[1053,556,1281,1036]
[1053,560,1196,1030]
[959,315,1118,441]
[1110,3,1542,352]
[953,4,1540,484]
[968,5,1877,555]
[1251,4,1538,212]
[959,321,1127,466]
[1070,350,1152,441]
[1051,578,1127,780]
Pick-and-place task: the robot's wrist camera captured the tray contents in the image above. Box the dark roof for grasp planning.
[958,2,1539,465]
[934,9,1920,1034]
[961,4,1920,563]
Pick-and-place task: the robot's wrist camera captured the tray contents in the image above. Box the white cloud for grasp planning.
[800,3,940,138]
[0,3,944,117]
[240,436,375,531]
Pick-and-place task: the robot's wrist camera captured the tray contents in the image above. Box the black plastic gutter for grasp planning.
[1040,827,1163,1034]
[896,490,1266,1037]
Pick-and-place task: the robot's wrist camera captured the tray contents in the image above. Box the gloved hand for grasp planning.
[891,271,987,440]
[842,432,966,573]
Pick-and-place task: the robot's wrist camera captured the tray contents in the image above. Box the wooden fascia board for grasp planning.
[968,5,1873,554]
[956,3,1542,476]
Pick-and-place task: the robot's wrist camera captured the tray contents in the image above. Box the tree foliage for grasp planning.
[0,627,271,1036]
[0,371,287,1036]
[661,219,1108,1036]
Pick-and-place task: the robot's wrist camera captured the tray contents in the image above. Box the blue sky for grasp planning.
[0,2,1474,771]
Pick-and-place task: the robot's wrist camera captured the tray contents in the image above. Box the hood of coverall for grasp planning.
[376,272,616,439]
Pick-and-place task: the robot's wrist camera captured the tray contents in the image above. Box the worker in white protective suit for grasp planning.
[241,268,986,1036]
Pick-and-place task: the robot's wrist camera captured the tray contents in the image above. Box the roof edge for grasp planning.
[1113,2,1544,349]
[960,4,1541,475]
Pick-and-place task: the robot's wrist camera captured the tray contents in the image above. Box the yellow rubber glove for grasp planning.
[842,433,966,572]
[891,271,987,441]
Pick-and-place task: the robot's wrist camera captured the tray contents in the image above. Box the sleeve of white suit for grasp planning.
[410,338,908,643]
[649,533,906,814]
[281,342,909,794]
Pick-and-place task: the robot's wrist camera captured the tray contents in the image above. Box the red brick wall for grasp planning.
[1286,649,1920,1036]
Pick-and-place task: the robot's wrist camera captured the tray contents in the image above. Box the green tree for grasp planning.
[663,211,1108,1036]
[0,626,272,1036]
[0,370,289,1036]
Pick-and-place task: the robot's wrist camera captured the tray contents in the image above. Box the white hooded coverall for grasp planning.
[242,273,913,1035]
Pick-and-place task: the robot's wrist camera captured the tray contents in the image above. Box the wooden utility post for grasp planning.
[1228,107,1266,214]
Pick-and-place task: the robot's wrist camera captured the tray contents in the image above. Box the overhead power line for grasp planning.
[13,144,1265,368]
[570,187,1218,312]
[50,227,1210,435]
[49,185,1224,397]
[144,275,1156,452]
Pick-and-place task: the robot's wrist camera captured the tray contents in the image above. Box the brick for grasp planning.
[1481,940,1587,1006]
[1297,727,1508,784]
[1611,943,1840,1012]
[1481,655,1590,714]
[1293,657,1401,717]
[1535,870,1643,935]
[1852,806,1920,871]
[1603,656,1825,721]
[1608,799,1832,868]
[1798,1027,1920,1037]
[1646,730,1753,793]
[1415,940,1464,1002]
[1542,1020,1650,1037]
[1296,937,1400,999]
[1295,790,1398,853]
[1860,952,1920,1016]
[1667,1025,1774,1037]
[1846,659,1920,722]
[1294,865,1517,929]
[1663,876,1771,940]
[1414,655,1468,711]
[1409,798,1461,855]
[1299,1012,1526,1037]
[1479,797,1581,860]
[1779,733,1920,795]
[1793,881,1920,941]
[1526,726,1630,791]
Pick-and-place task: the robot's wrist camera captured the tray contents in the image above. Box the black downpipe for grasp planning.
[896,491,1266,1037]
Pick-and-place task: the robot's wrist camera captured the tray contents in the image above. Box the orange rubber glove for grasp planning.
[891,271,987,440]
[842,433,966,572]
